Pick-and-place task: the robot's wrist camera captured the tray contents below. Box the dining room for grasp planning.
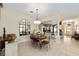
[1,3,79,56]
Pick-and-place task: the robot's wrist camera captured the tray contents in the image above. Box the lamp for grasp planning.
[34,9,41,24]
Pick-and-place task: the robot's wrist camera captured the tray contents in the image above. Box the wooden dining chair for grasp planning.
[39,36,50,50]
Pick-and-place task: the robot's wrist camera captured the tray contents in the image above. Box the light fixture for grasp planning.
[34,20,41,24]
[34,8,41,24]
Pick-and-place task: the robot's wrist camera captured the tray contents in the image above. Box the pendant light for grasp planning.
[34,8,41,24]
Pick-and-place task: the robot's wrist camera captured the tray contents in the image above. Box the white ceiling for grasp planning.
[3,3,79,22]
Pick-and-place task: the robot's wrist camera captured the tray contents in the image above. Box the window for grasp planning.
[19,19,31,36]
[19,19,27,36]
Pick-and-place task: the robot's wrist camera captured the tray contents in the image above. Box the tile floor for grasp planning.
[18,35,79,56]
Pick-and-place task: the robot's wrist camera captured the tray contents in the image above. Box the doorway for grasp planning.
[63,20,74,36]
[52,24,58,35]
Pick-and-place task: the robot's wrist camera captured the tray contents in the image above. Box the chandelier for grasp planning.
[34,9,41,24]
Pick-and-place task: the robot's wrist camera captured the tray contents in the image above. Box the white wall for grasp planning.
[0,8,29,41]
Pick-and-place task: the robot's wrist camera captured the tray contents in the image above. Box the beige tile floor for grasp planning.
[18,35,79,56]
